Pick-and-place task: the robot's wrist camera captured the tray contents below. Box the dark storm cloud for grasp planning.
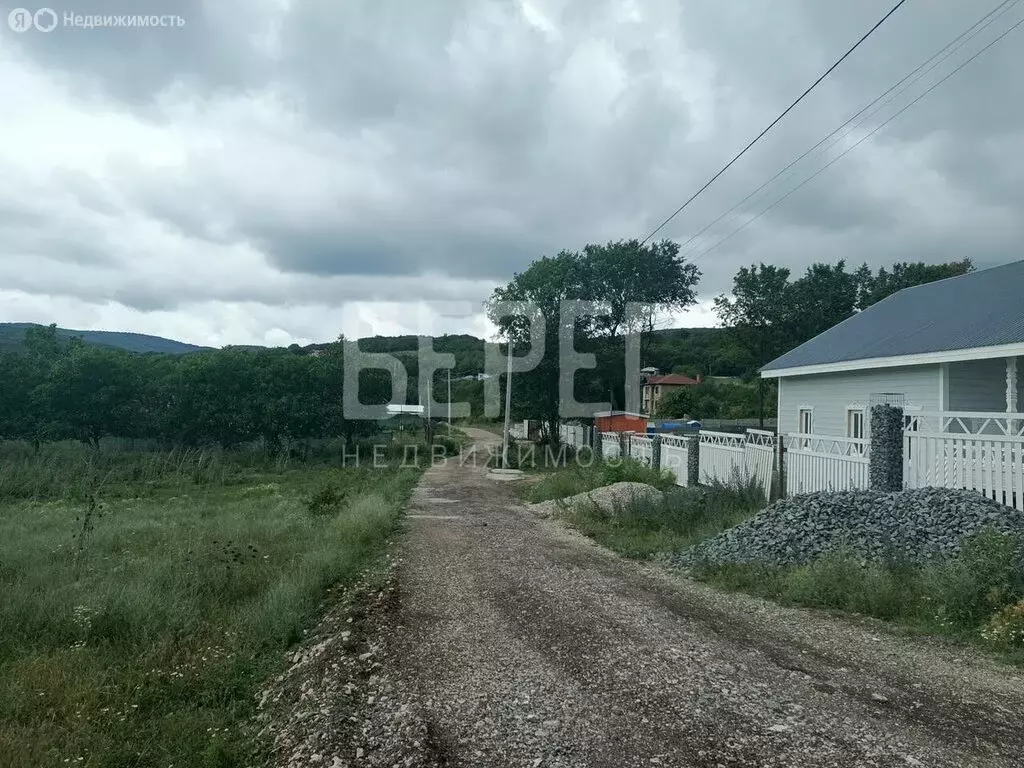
[4,0,1024,311]
[10,0,269,102]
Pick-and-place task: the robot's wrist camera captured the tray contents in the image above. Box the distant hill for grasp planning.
[0,323,208,355]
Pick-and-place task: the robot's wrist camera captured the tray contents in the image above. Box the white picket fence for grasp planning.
[629,433,654,467]
[905,411,1024,511]
[698,430,746,485]
[600,431,620,459]
[699,430,775,501]
[661,435,690,487]
[745,430,777,501]
[784,434,870,495]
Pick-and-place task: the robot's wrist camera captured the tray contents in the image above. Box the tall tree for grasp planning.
[714,264,793,427]
[789,260,859,342]
[577,239,701,409]
[487,252,580,443]
[856,259,973,309]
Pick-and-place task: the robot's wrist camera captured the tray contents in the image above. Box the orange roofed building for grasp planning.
[641,373,701,415]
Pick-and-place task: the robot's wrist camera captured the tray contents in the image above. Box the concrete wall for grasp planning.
[778,364,940,437]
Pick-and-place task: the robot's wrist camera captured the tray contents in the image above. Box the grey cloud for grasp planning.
[9,0,269,103]
[4,0,1024,315]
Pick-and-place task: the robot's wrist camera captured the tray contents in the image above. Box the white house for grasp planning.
[762,260,1024,441]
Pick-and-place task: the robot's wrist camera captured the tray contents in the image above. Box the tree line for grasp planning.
[0,246,972,449]
[489,244,972,433]
[0,327,387,449]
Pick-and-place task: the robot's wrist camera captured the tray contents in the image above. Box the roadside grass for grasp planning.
[695,529,1024,661]
[522,456,677,503]
[0,451,422,768]
[561,479,765,560]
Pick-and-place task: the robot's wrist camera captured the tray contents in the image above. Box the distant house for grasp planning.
[761,261,1023,439]
[642,374,701,415]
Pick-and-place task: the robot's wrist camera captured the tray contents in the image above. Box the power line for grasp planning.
[678,0,1021,257]
[687,14,1024,263]
[639,0,910,245]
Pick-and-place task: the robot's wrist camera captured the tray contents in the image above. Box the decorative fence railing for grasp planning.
[905,411,1024,512]
[561,408,1024,509]
[698,430,747,484]
[694,430,776,501]
[628,433,654,467]
[744,429,777,501]
[783,434,870,495]
[600,431,621,459]
[660,435,690,487]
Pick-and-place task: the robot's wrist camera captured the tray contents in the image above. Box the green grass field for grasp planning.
[0,445,422,768]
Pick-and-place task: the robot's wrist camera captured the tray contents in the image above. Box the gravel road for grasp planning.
[270,428,1024,767]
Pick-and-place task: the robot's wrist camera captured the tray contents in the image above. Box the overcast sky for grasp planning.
[1,0,1022,346]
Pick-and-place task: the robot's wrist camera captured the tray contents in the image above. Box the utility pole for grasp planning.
[501,340,513,469]
[447,368,452,434]
[426,375,432,444]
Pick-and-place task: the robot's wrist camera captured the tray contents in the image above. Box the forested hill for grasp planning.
[0,323,208,355]
[0,324,742,377]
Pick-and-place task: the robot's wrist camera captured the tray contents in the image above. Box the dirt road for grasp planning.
[269,428,1024,767]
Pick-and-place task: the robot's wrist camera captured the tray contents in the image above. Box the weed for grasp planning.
[305,484,345,517]
[558,477,766,560]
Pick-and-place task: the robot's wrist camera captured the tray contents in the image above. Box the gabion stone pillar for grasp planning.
[619,432,629,460]
[687,435,700,486]
[869,403,904,492]
[651,434,662,472]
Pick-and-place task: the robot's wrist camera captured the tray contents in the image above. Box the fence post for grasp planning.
[652,433,662,472]
[619,431,630,460]
[869,403,904,492]
[687,435,700,486]
[594,430,603,462]
[777,438,786,499]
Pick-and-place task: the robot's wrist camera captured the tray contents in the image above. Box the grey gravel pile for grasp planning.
[676,487,1024,568]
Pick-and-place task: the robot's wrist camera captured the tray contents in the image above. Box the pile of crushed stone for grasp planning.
[675,487,1024,568]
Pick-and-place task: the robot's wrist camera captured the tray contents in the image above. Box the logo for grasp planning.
[7,7,57,32]
[34,7,57,31]
[7,7,33,31]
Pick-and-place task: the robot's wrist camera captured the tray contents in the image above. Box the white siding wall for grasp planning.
[778,364,940,437]
[948,359,1011,411]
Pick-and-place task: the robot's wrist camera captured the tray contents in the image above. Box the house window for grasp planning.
[846,407,865,440]
[798,407,813,435]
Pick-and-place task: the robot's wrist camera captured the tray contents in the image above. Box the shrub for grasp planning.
[304,484,344,517]
[981,600,1024,648]
[919,527,1024,628]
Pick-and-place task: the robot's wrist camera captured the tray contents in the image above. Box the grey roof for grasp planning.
[762,260,1024,373]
